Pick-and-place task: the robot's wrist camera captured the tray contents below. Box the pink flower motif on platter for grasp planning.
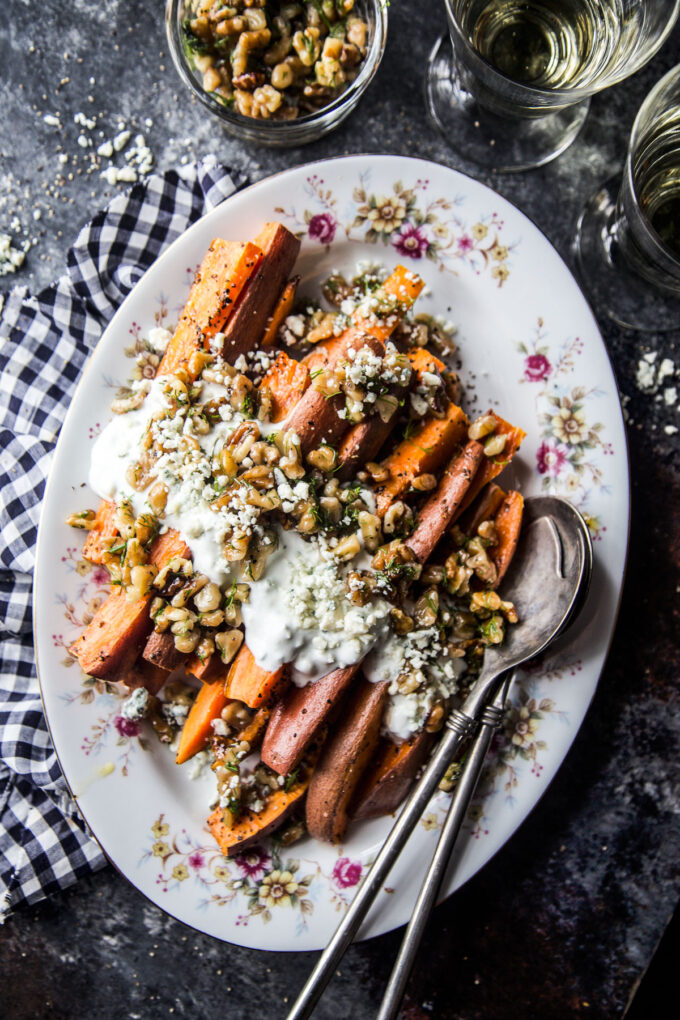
[114,715,140,738]
[92,566,110,586]
[536,439,570,478]
[524,353,552,382]
[457,234,474,252]
[391,222,429,259]
[188,851,205,871]
[332,856,362,889]
[308,212,336,244]
[235,846,271,880]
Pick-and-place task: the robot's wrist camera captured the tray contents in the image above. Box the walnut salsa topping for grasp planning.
[181,0,369,121]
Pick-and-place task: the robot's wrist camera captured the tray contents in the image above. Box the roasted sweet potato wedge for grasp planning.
[306,678,388,844]
[352,729,434,820]
[208,758,313,857]
[220,223,301,361]
[260,664,359,776]
[405,440,485,563]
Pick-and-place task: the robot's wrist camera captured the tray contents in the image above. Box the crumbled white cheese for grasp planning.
[113,129,131,152]
[147,326,172,354]
[120,686,149,721]
[0,233,26,276]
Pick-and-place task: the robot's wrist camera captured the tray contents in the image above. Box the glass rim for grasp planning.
[626,62,680,268]
[443,0,680,104]
[165,0,388,134]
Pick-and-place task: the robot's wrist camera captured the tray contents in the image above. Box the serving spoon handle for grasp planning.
[376,672,514,1020]
[284,706,480,1020]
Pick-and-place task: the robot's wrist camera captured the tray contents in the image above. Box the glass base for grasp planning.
[573,177,680,332]
[425,33,590,173]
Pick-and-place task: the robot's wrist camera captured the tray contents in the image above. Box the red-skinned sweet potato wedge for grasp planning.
[185,653,221,682]
[491,490,524,583]
[142,630,187,673]
[157,239,262,378]
[260,664,360,775]
[285,332,385,454]
[352,729,435,820]
[123,658,169,697]
[220,223,301,361]
[305,678,389,844]
[405,440,485,563]
[301,265,424,377]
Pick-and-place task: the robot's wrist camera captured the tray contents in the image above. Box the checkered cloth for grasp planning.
[0,156,247,919]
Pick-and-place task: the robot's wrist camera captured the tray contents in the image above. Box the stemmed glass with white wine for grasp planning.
[573,64,680,330]
[426,0,679,172]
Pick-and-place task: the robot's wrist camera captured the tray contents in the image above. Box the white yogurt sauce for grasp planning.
[241,527,392,685]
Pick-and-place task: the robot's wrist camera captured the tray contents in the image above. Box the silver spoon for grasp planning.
[377,497,593,1020]
[287,495,590,1020]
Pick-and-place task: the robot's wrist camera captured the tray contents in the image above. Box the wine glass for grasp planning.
[426,0,680,172]
[573,64,680,331]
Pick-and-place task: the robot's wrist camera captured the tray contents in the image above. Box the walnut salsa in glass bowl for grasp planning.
[165,0,387,145]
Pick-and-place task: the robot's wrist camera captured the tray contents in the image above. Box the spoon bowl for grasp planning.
[457,495,592,723]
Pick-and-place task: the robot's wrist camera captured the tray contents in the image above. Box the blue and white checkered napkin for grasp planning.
[0,156,247,919]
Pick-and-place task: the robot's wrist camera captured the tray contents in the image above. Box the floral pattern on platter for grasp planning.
[421,657,582,838]
[142,815,366,931]
[55,550,151,775]
[275,173,515,286]
[518,319,613,539]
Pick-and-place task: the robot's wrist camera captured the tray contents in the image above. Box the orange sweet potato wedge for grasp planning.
[261,275,299,348]
[69,530,190,679]
[82,499,118,565]
[455,412,526,518]
[260,664,359,776]
[306,678,389,844]
[175,678,229,765]
[352,729,434,820]
[225,644,288,710]
[157,239,262,378]
[208,764,311,857]
[375,402,469,516]
[491,490,524,583]
[220,223,301,361]
[406,440,485,563]
[458,482,506,537]
[260,351,311,423]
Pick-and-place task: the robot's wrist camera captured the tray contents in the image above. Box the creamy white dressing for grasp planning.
[364,626,467,740]
[241,526,392,685]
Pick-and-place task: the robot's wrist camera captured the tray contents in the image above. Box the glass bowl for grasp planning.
[165,0,388,147]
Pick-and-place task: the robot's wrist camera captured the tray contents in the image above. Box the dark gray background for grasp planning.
[1,2,679,1018]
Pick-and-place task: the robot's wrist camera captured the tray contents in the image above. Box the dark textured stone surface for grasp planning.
[1,3,679,1018]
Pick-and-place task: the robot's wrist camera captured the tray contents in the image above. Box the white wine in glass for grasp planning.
[426,0,680,171]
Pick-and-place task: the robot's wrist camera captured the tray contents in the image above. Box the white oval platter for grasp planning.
[35,155,629,950]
